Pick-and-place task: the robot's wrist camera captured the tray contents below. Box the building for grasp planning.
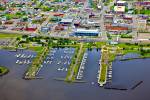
[114,6,125,13]
[73,29,100,36]
[41,26,50,33]
[116,1,127,6]
[55,24,64,31]
[137,19,147,32]
[134,1,150,10]
[88,0,93,8]
[105,25,129,34]
[24,24,37,31]
[59,18,73,26]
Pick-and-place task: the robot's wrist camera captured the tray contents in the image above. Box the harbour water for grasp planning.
[0,49,150,100]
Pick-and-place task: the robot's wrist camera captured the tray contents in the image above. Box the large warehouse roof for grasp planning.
[75,29,99,33]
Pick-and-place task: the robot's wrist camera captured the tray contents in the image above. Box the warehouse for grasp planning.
[73,29,100,36]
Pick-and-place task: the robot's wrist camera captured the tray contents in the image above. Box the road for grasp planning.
[99,0,115,40]
[1,29,150,43]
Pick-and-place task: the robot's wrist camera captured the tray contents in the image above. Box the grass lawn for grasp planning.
[140,10,150,15]
[28,46,44,53]
[0,66,9,76]
[0,33,22,39]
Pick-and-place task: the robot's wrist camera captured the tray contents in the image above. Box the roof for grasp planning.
[114,6,125,12]
[60,18,73,23]
[75,29,99,33]
[135,1,150,6]
[138,19,147,23]
[106,26,128,31]
[117,1,126,4]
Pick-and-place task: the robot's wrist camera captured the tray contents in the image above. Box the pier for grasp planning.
[76,52,88,80]
[98,46,119,86]
[98,46,109,86]
[24,47,50,79]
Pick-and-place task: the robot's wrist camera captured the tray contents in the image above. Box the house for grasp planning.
[24,24,37,31]
[74,20,81,27]
[59,18,73,26]
[105,25,129,34]
[53,13,64,17]
[114,6,125,13]
[137,19,147,32]
[55,24,64,31]
[41,26,50,33]
[123,14,133,23]
[104,14,114,23]
[134,1,150,10]
[116,1,127,6]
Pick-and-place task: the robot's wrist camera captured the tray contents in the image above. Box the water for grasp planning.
[0,49,150,100]
[37,48,75,79]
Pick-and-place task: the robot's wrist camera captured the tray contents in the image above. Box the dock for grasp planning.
[98,46,119,86]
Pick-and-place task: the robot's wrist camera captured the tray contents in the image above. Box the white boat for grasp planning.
[16,60,19,64]
[16,54,21,58]
[27,60,31,64]
[61,68,64,71]
[57,61,61,64]
[68,61,70,65]
[27,55,31,58]
[65,68,68,71]
[57,68,61,71]
[20,54,25,58]
[31,55,34,58]
[18,61,23,65]
[23,55,27,58]
[24,60,27,64]
[49,61,52,64]
[44,61,47,64]
[91,82,94,85]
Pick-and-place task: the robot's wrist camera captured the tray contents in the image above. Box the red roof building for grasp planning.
[53,13,64,17]
[106,26,128,31]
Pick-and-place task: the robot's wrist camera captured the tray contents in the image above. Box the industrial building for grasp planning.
[73,28,100,36]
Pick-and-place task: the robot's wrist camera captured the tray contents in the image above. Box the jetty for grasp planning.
[98,46,120,86]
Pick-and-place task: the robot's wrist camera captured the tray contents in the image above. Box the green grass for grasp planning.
[135,9,150,15]
[0,33,22,39]
[28,46,44,53]
[0,66,9,76]
[121,34,132,38]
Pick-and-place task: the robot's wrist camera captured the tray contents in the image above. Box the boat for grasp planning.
[57,61,61,65]
[16,60,19,64]
[65,68,68,71]
[49,61,52,64]
[91,82,95,85]
[27,55,31,58]
[16,54,21,58]
[18,61,23,65]
[20,54,25,58]
[44,61,47,64]
[57,68,61,71]
[27,60,31,64]
[24,60,27,64]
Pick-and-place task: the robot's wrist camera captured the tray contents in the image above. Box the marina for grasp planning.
[0,49,150,100]
[36,48,75,78]
[76,53,88,80]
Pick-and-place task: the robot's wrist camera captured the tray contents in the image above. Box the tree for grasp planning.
[16,37,21,41]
